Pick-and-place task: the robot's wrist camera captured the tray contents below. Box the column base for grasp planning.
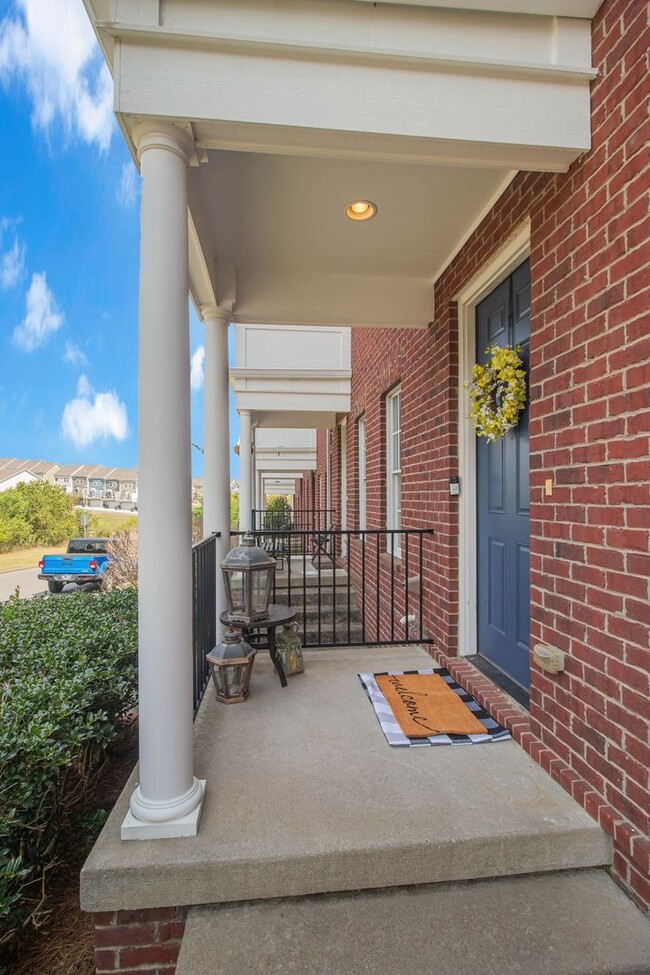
[121,780,206,840]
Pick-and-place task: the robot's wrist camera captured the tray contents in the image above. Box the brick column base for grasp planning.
[94,907,188,974]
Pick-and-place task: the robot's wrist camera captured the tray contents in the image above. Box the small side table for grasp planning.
[219,604,296,688]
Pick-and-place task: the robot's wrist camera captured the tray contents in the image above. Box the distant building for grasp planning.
[0,465,41,492]
[0,458,139,509]
[0,457,60,491]
[54,464,82,494]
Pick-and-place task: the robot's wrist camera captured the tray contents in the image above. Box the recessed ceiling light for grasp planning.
[345,200,377,221]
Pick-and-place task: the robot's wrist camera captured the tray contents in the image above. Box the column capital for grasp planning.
[200,303,233,326]
[133,122,196,167]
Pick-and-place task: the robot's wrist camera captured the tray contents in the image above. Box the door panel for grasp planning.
[488,437,505,513]
[476,260,531,689]
[488,539,507,636]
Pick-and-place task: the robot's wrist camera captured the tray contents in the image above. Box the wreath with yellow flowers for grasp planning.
[469,344,527,442]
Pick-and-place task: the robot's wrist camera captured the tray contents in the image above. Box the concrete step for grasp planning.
[274,569,350,588]
[273,594,362,615]
[298,623,363,650]
[277,608,363,627]
[177,870,650,975]
[273,588,360,608]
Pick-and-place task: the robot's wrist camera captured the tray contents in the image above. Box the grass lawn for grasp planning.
[0,512,137,573]
[0,544,67,573]
[81,510,138,536]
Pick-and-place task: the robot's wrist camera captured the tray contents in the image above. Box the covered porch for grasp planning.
[81,644,650,973]
[85,0,600,840]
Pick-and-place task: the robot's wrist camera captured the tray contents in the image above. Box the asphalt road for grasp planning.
[0,567,86,602]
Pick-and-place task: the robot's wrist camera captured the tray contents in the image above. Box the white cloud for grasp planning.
[63,340,89,369]
[191,345,205,391]
[13,271,64,351]
[117,161,139,208]
[0,0,114,151]
[61,375,128,448]
[0,217,25,289]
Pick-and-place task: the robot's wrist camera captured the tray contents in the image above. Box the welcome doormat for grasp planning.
[358,668,512,747]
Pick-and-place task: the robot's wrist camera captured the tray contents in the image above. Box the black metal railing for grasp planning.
[192,533,217,716]
[252,509,335,559]
[252,508,333,531]
[231,528,434,648]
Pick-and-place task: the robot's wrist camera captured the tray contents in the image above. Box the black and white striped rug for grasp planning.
[358,667,512,747]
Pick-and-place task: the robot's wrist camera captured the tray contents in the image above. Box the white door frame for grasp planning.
[340,420,348,554]
[456,219,531,657]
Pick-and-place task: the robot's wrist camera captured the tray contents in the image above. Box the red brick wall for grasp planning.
[323,0,649,910]
[346,325,457,648]
[296,471,318,515]
[94,907,187,974]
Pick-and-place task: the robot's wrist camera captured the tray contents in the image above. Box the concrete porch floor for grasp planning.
[81,645,611,914]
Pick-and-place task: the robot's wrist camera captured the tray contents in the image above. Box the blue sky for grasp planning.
[0,0,239,479]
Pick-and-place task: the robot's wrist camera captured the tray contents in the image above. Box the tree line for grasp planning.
[0,481,78,553]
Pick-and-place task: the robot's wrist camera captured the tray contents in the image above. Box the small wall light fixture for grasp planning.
[345,199,377,221]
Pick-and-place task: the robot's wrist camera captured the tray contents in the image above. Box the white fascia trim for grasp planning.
[230,369,353,381]
[456,218,531,658]
[96,22,597,82]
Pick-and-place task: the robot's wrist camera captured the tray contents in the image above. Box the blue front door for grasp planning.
[476,260,531,689]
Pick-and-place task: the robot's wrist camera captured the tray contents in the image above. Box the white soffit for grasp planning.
[201,153,508,280]
[253,412,341,430]
[256,456,317,473]
[190,151,512,327]
[352,1,604,18]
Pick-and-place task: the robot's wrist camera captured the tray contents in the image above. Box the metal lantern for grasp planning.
[206,629,257,704]
[221,534,276,625]
[275,621,304,676]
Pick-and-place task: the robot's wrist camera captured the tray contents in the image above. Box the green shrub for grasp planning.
[263,495,292,530]
[0,589,138,948]
[230,492,239,529]
[0,482,77,553]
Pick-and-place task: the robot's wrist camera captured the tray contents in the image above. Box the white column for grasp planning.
[257,469,264,511]
[239,410,253,531]
[201,305,232,627]
[123,124,204,839]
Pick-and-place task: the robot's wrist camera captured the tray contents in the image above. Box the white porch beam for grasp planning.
[123,123,204,840]
[201,304,232,632]
[238,410,253,531]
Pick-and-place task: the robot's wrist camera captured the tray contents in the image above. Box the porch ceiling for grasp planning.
[189,150,512,327]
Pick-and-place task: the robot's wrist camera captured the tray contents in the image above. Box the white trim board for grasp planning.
[455,219,531,657]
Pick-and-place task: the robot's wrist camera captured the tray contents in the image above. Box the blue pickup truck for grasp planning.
[38,537,111,593]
